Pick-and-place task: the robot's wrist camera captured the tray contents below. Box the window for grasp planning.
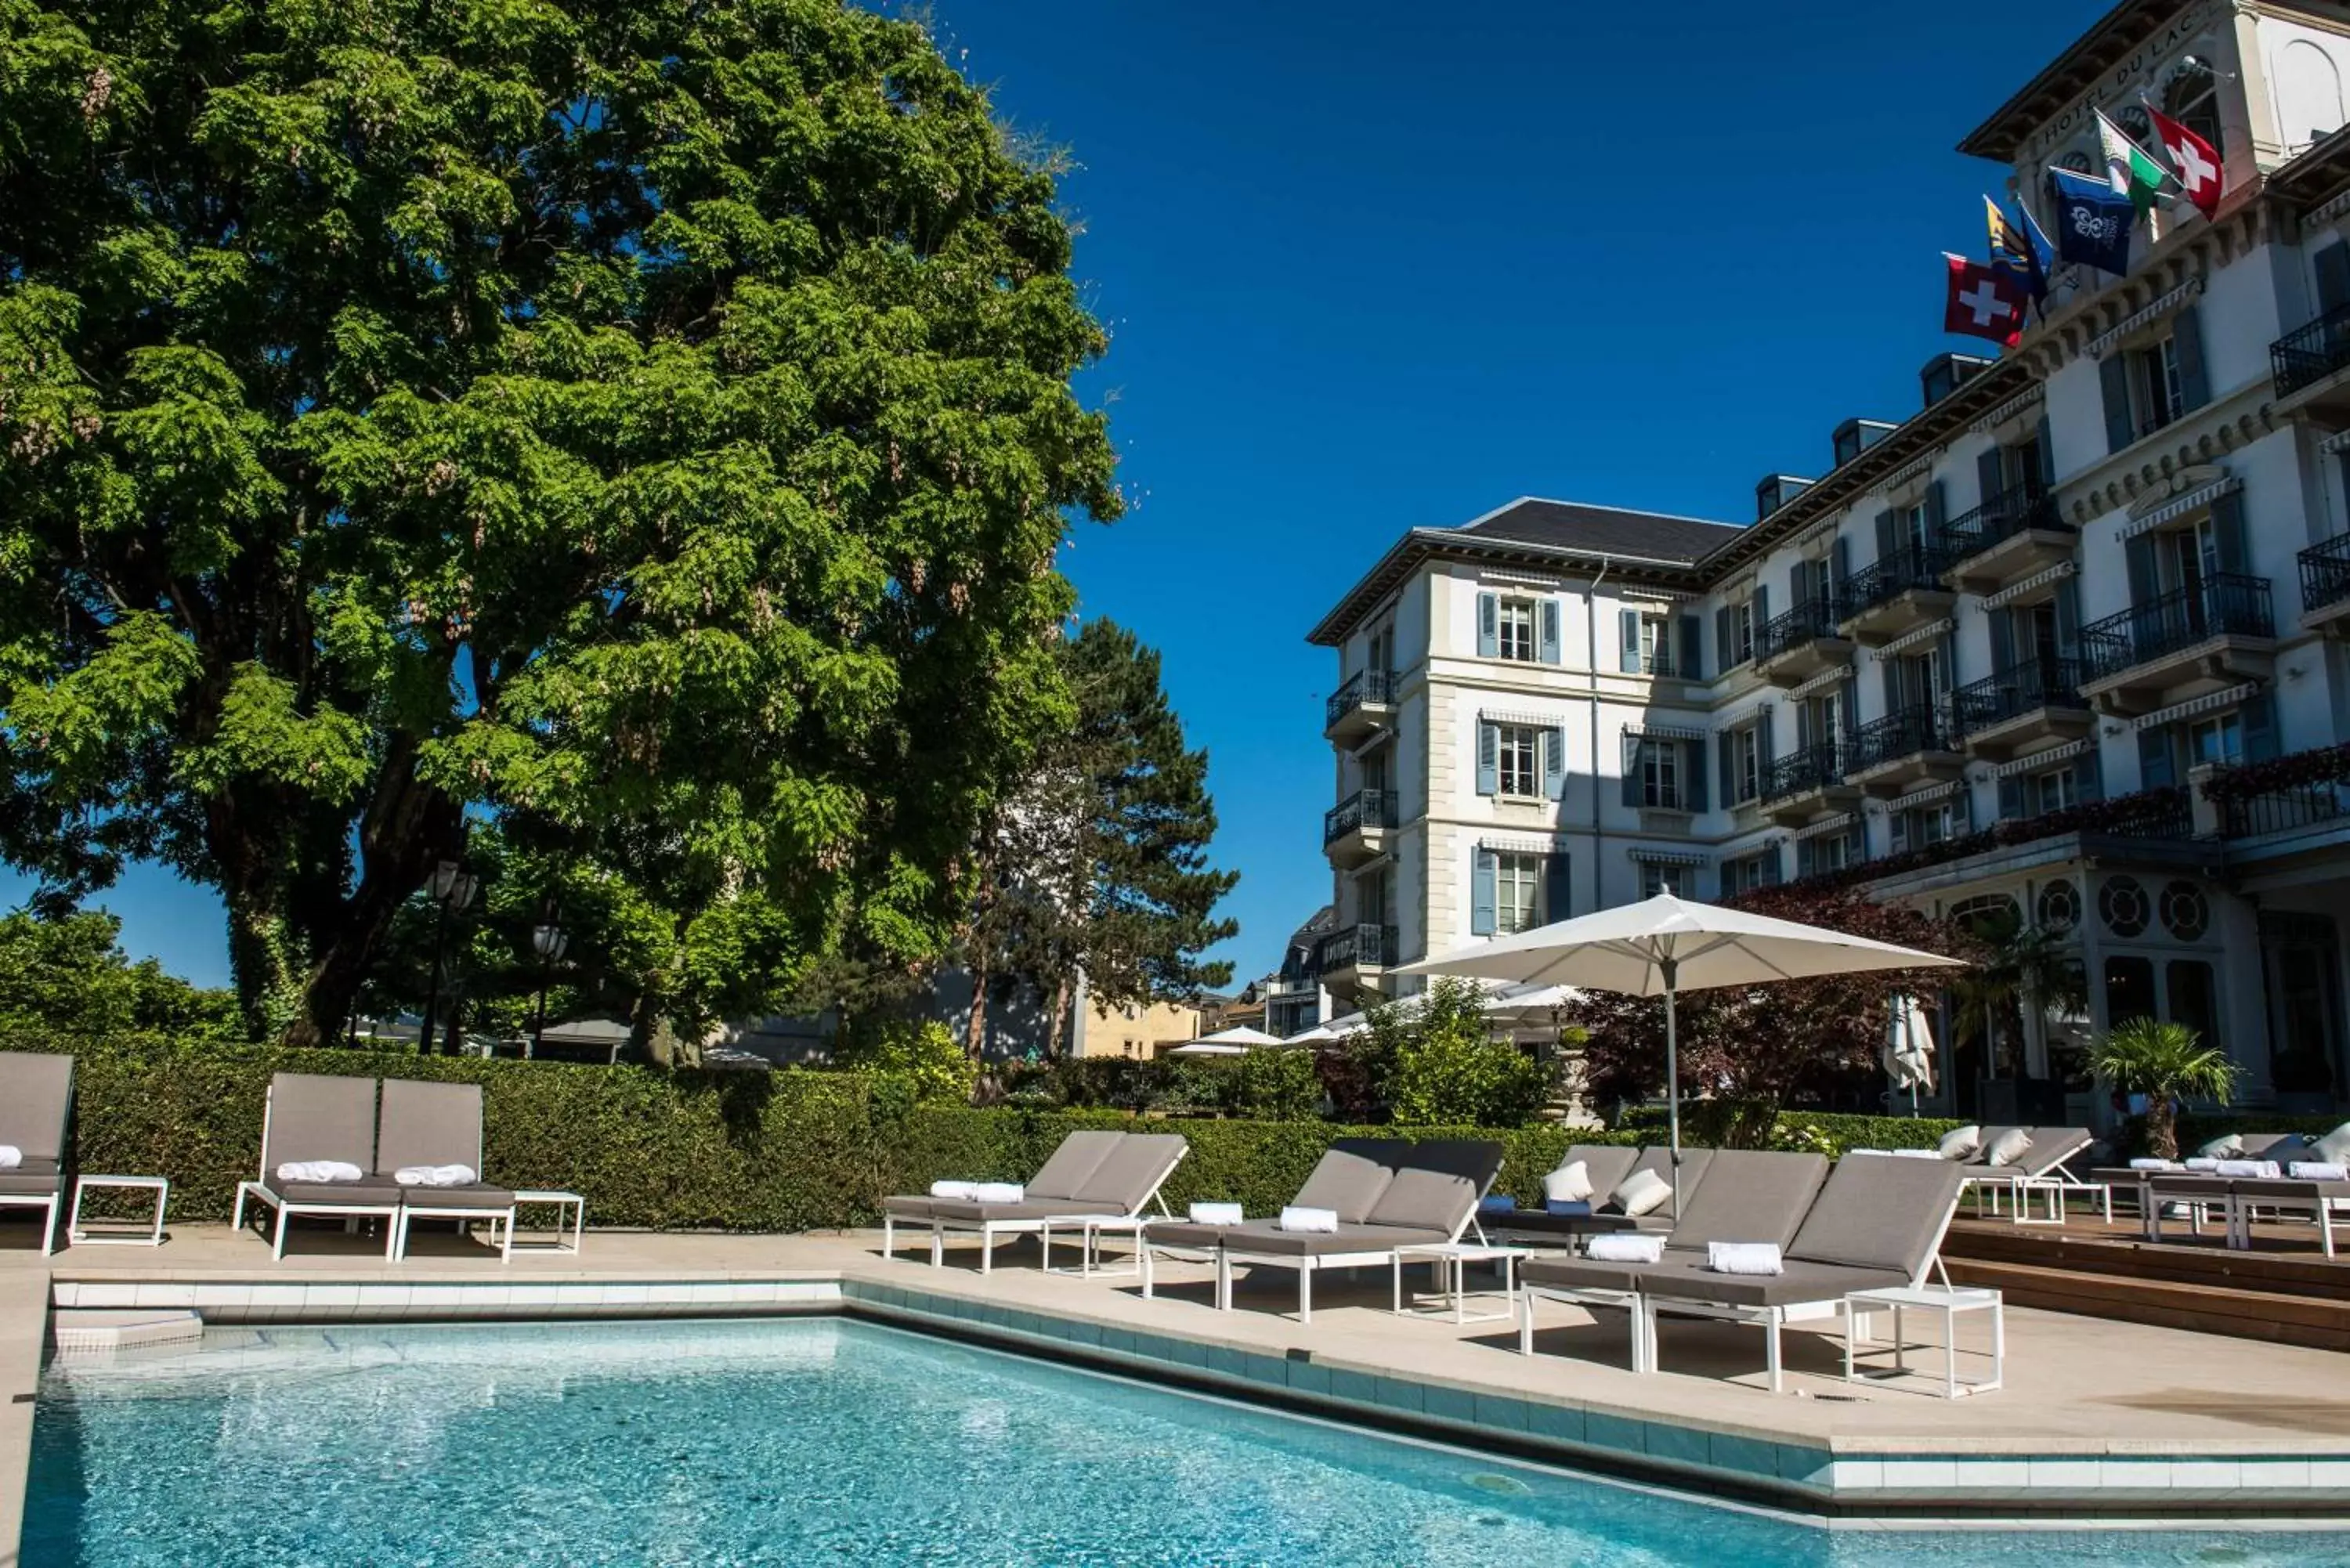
[2106,955,2157,1029]
[1494,852,1542,935]
[2188,712,2243,768]
[1719,848,1779,895]
[1496,598,1537,662]
[1730,726,1762,804]
[2127,337,2185,437]
[1496,724,1539,797]
[1640,862,1687,898]
[1813,832,1852,872]
[2030,764,2079,815]
[1638,740,1681,808]
[2167,959,2218,1045]
[1638,616,1669,674]
[1730,600,1757,665]
[2164,60,2225,160]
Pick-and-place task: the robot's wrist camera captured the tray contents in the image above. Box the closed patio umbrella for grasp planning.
[1884,995,1939,1114]
[1395,894,1966,1207]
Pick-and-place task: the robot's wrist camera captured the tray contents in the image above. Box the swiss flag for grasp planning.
[1943,255,2027,348]
[2148,104,2223,217]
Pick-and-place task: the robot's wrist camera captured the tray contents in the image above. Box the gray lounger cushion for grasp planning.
[1141,1219,1239,1249]
[2229,1176,2350,1203]
[1290,1140,1396,1224]
[1363,1140,1504,1234]
[2011,1128,2091,1176]
[0,1158,66,1198]
[1026,1130,1125,1203]
[376,1078,487,1176]
[1788,1153,1965,1276]
[883,1195,939,1219]
[928,1197,1126,1223]
[1072,1133,1187,1212]
[1217,1219,1452,1256]
[1521,1149,1829,1295]
[1555,1143,1640,1200]
[1604,1145,1716,1226]
[0,1053,73,1165]
[267,1179,407,1205]
[399,1182,517,1210]
[263,1072,378,1172]
[1637,1256,1913,1308]
[1961,1127,2024,1168]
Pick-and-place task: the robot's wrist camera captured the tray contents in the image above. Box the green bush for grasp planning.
[1614,1105,1964,1157]
[831,1018,974,1107]
[1232,1049,1321,1121]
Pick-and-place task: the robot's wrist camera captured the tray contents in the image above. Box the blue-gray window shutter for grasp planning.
[1715,606,1731,670]
[2138,726,2176,789]
[1998,775,2023,820]
[1889,810,1911,854]
[1538,598,1563,665]
[1987,607,2015,674]
[2241,692,2279,762]
[1796,837,1815,878]
[1619,609,1641,672]
[2076,749,2104,803]
[1754,583,1769,633]
[2124,533,2157,606]
[1874,508,1896,565]
[1476,721,1499,796]
[1790,558,1810,608]
[2173,304,2209,411]
[2318,241,2350,316]
[1544,726,1567,800]
[2035,414,2056,488]
[1470,850,1497,936]
[1976,446,2005,511]
[1760,847,1782,886]
[1756,712,1774,771]
[2100,353,2136,452]
[2211,489,2249,575]
[2055,577,2081,656]
[1831,535,1850,596]
[1542,853,1571,924]
[1679,614,1703,679]
[1719,730,1735,804]
[1477,592,1499,657]
[1685,739,1708,811]
[1622,735,1642,808]
[1923,480,1947,557]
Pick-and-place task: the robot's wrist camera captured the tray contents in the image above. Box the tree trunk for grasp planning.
[2146,1093,2179,1160]
[1045,974,1070,1062]
[964,957,990,1061]
[226,898,306,1042]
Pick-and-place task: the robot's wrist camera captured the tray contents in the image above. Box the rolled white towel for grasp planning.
[2214,1159,2281,1179]
[928,1180,978,1200]
[1584,1233,1663,1264]
[1278,1206,1339,1234]
[0,1145,20,1170]
[2128,1158,2182,1171]
[1846,1148,1891,1157]
[1705,1241,1784,1276]
[1188,1201,1243,1226]
[275,1160,364,1184]
[2184,1158,2221,1172]
[970,1183,1024,1204]
[1889,1148,1944,1159]
[393,1165,477,1188]
[2289,1162,2350,1183]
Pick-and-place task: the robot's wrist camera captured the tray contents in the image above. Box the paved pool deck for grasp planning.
[1,1221,2346,1554]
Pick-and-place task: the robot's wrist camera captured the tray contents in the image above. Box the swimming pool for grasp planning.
[23,1317,2348,1566]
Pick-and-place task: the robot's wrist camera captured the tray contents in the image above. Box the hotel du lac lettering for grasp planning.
[2017,2,2219,163]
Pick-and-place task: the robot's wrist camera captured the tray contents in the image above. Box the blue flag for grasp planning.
[2046,167,2135,276]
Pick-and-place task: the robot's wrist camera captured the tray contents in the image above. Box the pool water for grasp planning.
[22,1317,2349,1566]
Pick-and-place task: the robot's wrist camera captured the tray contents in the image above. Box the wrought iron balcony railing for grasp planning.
[2299,532,2350,617]
[1318,923,1399,971]
[2079,574,2275,682]
[1841,546,1950,616]
[2271,304,2350,399]
[1936,478,2065,565]
[1950,656,2087,734]
[1760,742,1847,804]
[1322,788,1398,844]
[1849,704,1957,772]
[1755,598,1846,663]
[1325,668,1397,729]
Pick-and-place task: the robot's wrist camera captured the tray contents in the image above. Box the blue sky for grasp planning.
[10,1,2109,990]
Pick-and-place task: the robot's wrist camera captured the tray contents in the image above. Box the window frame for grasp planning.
[1731,726,1762,805]
[1492,851,1542,935]
[1495,722,1541,798]
[1639,862,1687,899]
[1495,597,1538,663]
[1638,739,1682,809]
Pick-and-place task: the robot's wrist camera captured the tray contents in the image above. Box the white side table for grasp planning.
[70,1174,168,1247]
[1843,1284,2003,1398]
[509,1190,586,1255]
[1039,1213,1146,1279]
[1390,1243,1531,1324]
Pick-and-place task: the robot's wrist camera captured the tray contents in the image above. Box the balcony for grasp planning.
[1322,787,1398,869]
[1752,598,1854,688]
[2270,305,2350,425]
[1759,742,1859,826]
[1317,923,1399,995]
[1846,704,1966,797]
[1838,546,1955,648]
[1950,656,2095,761]
[1938,480,2072,594]
[1325,669,1397,744]
[2077,574,2278,715]
[2299,532,2350,636]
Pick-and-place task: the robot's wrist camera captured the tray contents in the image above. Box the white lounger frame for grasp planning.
[230,1086,400,1261]
[1159,1180,1496,1326]
[1959,1138,2103,1226]
[883,1147,1188,1275]
[0,1184,64,1256]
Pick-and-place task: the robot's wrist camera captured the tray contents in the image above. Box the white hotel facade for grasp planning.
[1305,0,2350,1123]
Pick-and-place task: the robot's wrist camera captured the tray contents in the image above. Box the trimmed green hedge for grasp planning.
[1613,1105,1964,1155]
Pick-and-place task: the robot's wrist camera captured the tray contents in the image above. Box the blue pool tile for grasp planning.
[1645,1422,1710,1470]
[1061,1319,1103,1348]
[1420,1383,1475,1424]
[1472,1393,1529,1432]
[1584,1411,1647,1457]
[1242,1353,1287,1386]
[1372,1375,1426,1414]
[1776,1445,1834,1487]
[1167,1336,1210,1370]
[1099,1328,1133,1357]
[1286,1360,1332,1396]
[1705,1433,1777,1479]
[1207,1346,1249,1380]
[1524,1400,1583,1444]
[1328,1367,1379,1406]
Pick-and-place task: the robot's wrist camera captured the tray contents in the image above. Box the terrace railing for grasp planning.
[1841,545,1949,616]
[2300,532,2350,618]
[1849,704,1956,772]
[2271,304,2350,399]
[1755,598,1846,662]
[1325,668,1397,729]
[2079,575,2274,682]
[1318,923,1400,971]
[1950,656,2087,735]
[1761,742,1846,804]
[1322,788,1399,844]
[1936,479,2064,564]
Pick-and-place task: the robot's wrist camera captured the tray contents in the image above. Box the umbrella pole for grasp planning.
[1661,956,1682,1214]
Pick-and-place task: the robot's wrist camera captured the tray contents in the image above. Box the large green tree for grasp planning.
[0,909,239,1036]
[962,618,1235,1057]
[0,0,1119,1042]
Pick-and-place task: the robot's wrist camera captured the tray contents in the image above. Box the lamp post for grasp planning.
[419,858,479,1056]
[529,909,569,1060]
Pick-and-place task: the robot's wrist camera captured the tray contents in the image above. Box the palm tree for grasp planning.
[1949,906,2088,1078]
[2089,1018,2241,1159]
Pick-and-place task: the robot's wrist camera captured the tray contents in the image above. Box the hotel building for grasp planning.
[1305,0,2350,1122]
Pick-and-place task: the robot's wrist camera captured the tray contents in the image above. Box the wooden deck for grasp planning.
[1943,1212,2350,1353]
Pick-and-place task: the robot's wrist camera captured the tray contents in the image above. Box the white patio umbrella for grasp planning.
[1165,1039,1248,1056]
[1884,995,1939,1115]
[1396,894,1967,1206]
[1169,1024,1282,1055]
[1285,978,1541,1045]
